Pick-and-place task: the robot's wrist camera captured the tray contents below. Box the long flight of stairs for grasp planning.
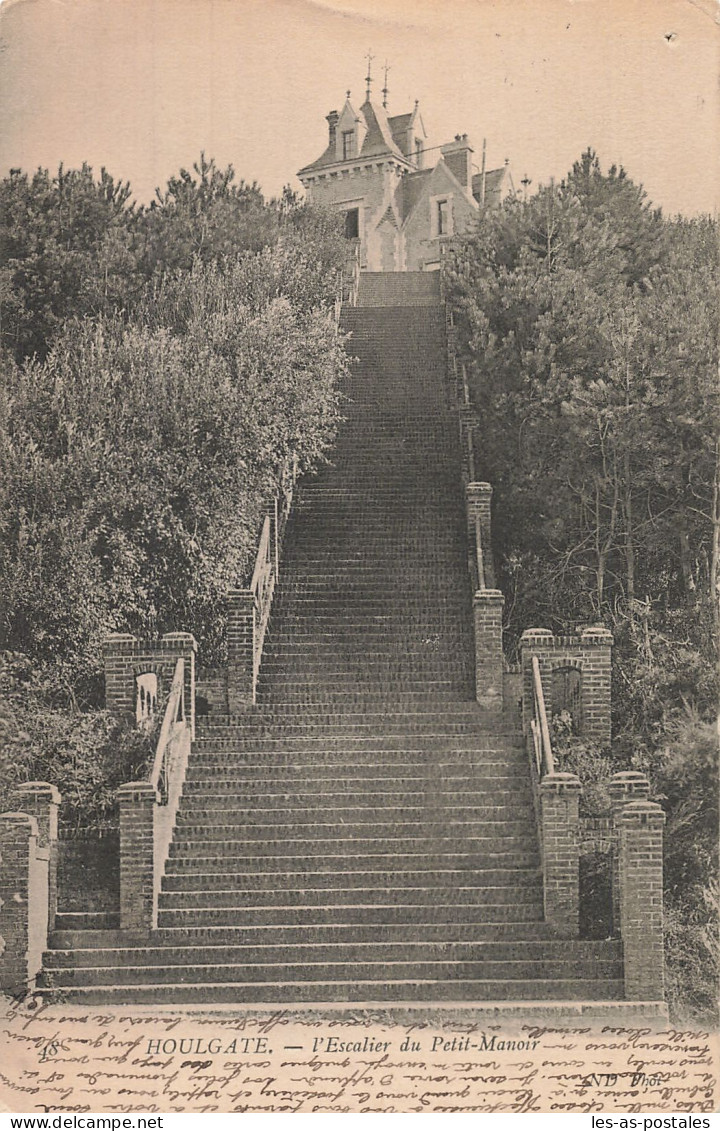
[40,272,623,1004]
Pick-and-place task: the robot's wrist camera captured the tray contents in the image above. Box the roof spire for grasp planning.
[382,60,391,109]
[364,50,374,100]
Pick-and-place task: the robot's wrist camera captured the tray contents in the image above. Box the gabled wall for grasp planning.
[402,159,479,270]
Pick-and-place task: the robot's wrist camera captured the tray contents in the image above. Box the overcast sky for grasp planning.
[0,0,718,216]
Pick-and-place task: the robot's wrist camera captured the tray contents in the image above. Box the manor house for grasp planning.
[297,83,514,271]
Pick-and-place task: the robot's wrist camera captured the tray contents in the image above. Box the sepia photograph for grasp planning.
[0,0,718,1116]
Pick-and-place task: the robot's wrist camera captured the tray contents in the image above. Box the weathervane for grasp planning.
[365,50,374,100]
[382,60,391,109]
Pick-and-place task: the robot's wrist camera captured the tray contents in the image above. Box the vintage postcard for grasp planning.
[0,0,718,1116]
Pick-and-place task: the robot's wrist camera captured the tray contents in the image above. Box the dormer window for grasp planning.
[415,138,423,166]
[342,130,355,160]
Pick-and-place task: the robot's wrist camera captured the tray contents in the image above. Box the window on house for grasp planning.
[342,130,355,160]
[344,208,359,239]
[437,198,450,236]
[415,138,423,165]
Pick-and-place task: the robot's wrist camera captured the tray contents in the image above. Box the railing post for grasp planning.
[118,782,157,930]
[578,626,613,745]
[0,813,44,995]
[520,629,555,737]
[103,633,139,720]
[466,483,495,586]
[617,801,666,1001]
[227,588,256,712]
[11,783,60,934]
[608,772,651,936]
[472,589,505,713]
[539,772,582,937]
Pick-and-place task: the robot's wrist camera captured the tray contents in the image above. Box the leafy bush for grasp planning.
[0,651,155,831]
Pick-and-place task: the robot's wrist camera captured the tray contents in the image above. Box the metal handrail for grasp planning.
[531,654,555,777]
[474,514,486,591]
[251,514,276,685]
[150,657,185,802]
[251,515,272,595]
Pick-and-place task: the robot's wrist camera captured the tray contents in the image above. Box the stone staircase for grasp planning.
[40,273,623,1003]
[357,270,441,306]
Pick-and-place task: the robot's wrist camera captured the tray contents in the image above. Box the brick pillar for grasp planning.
[579,626,613,745]
[473,589,504,712]
[0,813,41,995]
[540,772,582,938]
[608,772,650,936]
[466,482,495,586]
[617,801,666,1001]
[520,628,555,735]
[12,783,60,933]
[227,588,255,713]
[118,782,157,930]
[103,633,139,720]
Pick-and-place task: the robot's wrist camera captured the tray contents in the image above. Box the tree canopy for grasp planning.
[444,149,719,1019]
[0,159,350,699]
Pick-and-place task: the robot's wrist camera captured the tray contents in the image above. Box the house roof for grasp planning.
[388,111,413,155]
[388,112,413,133]
[398,168,433,220]
[358,99,407,160]
[471,166,513,208]
[298,140,337,176]
[298,97,409,176]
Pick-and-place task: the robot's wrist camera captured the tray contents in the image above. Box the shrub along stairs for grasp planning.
[40,272,624,1004]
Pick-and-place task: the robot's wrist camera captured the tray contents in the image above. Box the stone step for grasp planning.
[158,885,544,910]
[54,912,120,932]
[157,902,546,928]
[259,652,473,665]
[185,754,527,771]
[48,920,564,950]
[191,734,524,751]
[36,977,625,1005]
[193,723,521,739]
[181,767,526,785]
[194,719,498,735]
[167,834,539,859]
[179,787,531,810]
[45,938,622,968]
[173,803,531,825]
[201,702,492,717]
[43,956,620,988]
[161,866,540,890]
[254,690,475,705]
[166,849,540,873]
[257,669,474,685]
[171,819,536,842]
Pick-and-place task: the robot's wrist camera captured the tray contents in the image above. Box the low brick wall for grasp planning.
[196,667,229,716]
[520,627,613,745]
[57,833,119,913]
[103,632,196,727]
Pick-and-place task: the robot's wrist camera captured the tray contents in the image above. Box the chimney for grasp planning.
[326,110,339,149]
[441,133,474,190]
